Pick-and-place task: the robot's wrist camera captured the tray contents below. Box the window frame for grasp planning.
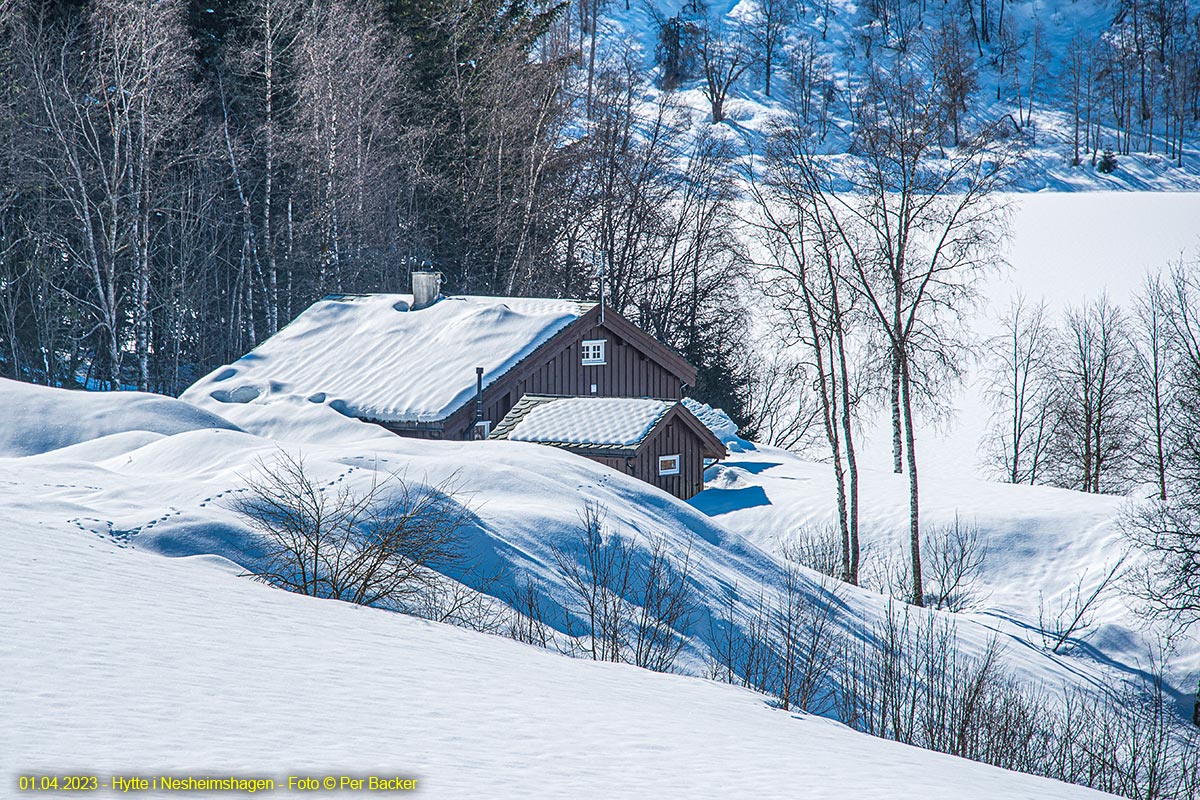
[581,338,607,366]
[658,454,681,476]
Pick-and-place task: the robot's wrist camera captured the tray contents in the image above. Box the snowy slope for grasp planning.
[1,519,1118,799]
[692,436,1200,715]
[596,0,1200,190]
[1,374,1142,698]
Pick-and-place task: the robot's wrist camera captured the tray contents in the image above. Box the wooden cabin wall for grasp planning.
[441,319,687,439]
[515,322,683,402]
[629,417,708,500]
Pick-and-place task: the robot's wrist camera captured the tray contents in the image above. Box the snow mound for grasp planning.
[0,378,239,458]
[683,397,751,452]
[181,294,589,423]
[184,391,399,447]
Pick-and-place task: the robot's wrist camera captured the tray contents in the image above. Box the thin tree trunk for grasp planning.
[901,355,923,606]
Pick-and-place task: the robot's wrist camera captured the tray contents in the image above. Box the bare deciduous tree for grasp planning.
[747,118,866,585]
[696,18,754,123]
[739,348,822,451]
[983,294,1059,485]
[1049,295,1140,494]
[1132,272,1177,501]
[757,56,1017,605]
[745,0,793,96]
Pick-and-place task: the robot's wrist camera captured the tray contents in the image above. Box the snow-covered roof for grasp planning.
[494,396,674,449]
[182,294,593,424]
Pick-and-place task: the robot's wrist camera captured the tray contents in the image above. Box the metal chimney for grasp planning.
[411,270,443,311]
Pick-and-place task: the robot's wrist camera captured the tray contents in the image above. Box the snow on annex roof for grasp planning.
[496,396,675,449]
[182,294,594,424]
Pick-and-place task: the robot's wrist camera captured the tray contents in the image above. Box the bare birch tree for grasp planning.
[747,118,864,585]
[790,58,1017,604]
[983,294,1059,484]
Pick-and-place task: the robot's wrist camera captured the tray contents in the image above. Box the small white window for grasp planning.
[581,339,607,365]
[658,454,681,476]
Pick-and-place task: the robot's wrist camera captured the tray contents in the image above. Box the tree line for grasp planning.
[983,263,1200,498]
[0,0,750,421]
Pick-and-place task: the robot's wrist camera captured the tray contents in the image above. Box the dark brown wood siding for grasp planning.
[432,316,688,439]
[559,424,707,501]
[511,321,683,403]
[629,416,708,500]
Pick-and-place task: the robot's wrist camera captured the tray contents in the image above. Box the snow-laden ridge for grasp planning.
[0,378,240,458]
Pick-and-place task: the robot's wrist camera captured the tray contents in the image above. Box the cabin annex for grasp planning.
[491,395,725,500]
[184,272,725,500]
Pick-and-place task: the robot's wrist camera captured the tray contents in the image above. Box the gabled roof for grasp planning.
[492,395,727,460]
[593,309,697,387]
[182,294,593,424]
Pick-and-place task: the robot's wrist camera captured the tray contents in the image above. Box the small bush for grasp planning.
[229,449,470,612]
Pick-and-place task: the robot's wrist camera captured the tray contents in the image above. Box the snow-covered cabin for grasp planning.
[184,272,726,500]
[491,396,726,500]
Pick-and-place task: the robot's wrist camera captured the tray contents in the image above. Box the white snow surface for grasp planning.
[0,379,240,458]
[747,192,1200,482]
[6,189,1197,798]
[508,397,672,446]
[181,293,589,423]
[683,397,745,451]
[2,524,1115,799]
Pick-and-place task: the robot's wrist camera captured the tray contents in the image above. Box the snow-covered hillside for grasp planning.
[695,439,1200,706]
[8,183,1200,798]
[596,0,1200,190]
[0,370,1182,797]
[2,519,1114,799]
[1,377,1115,693]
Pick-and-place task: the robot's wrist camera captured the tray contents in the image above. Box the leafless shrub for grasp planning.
[707,582,774,693]
[630,536,698,672]
[552,503,631,663]
[774,566,845,714]
[551,503,697,673]
[505,576,555,649]
[228,449,469,612]
[708,568,845,714]
[860,540,912,601]
[834,603,1200,799]
[413,563,508,633]
[923,514,990,612]
[1038,558,1124,654]
[838,603,1012,755]
[781,523,842,579]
